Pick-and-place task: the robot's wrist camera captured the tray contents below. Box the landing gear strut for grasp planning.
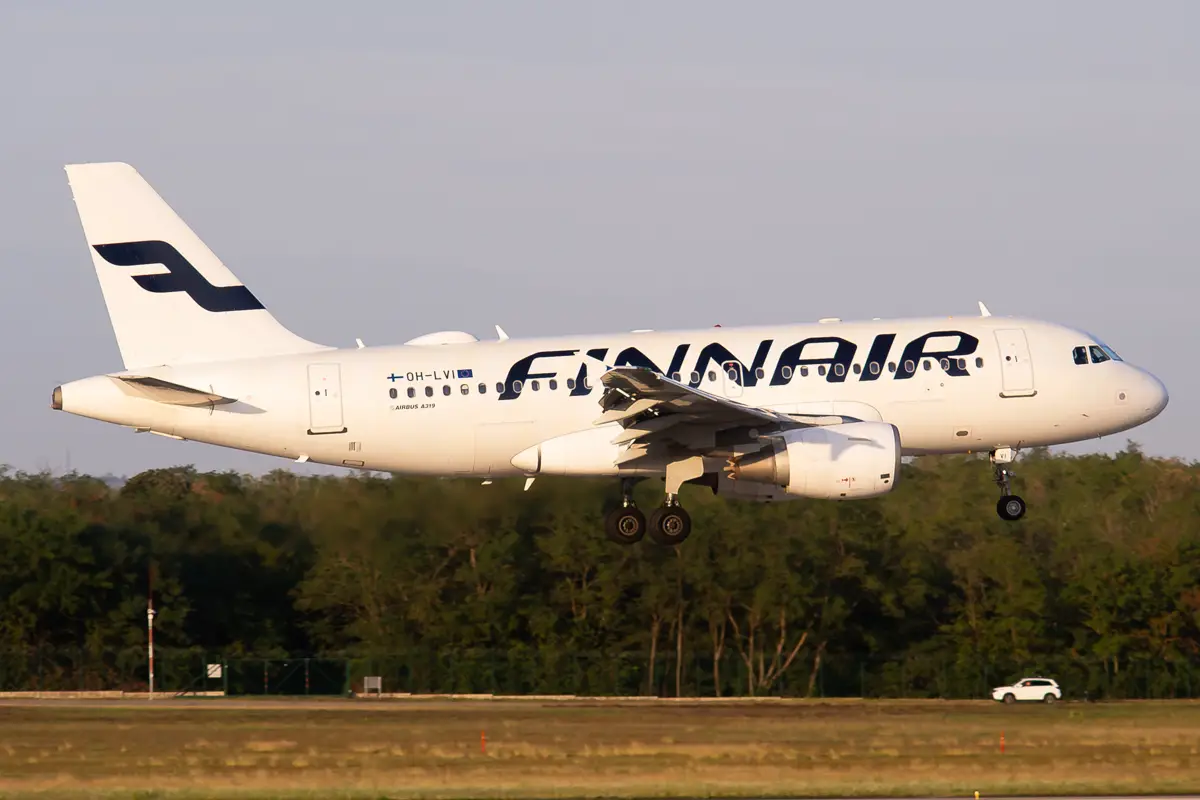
[647,494,692,546]
[992,447,1026,522]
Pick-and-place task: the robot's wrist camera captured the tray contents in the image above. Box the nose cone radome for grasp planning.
[1140,370,1169,422]
[1121,367,1168,427]
[51,386,62,410]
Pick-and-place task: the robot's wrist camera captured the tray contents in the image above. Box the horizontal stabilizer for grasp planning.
[110,375,236,407]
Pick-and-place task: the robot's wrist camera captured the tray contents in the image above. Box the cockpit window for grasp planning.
[1072,346,1088,366]
[1083,333,1123,362]
[1089,345,1111,364]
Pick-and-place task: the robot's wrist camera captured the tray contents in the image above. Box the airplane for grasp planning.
[51,162,1169,546]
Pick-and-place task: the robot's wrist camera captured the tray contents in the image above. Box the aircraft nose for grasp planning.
[1132,369,1168,422]
[1137,371,1166,419]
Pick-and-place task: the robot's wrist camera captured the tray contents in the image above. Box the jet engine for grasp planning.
[725,421,901,499]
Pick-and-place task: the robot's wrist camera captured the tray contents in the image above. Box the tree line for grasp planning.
[1,444,1197,698]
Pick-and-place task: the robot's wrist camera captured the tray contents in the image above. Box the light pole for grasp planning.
[147,604,156,699]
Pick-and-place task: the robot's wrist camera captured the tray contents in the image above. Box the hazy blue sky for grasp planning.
[1,1,1196,476]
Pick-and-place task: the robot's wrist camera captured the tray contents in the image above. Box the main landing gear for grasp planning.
[604,479,692,546]
[992,447,1026,522]
[647,496,691,546]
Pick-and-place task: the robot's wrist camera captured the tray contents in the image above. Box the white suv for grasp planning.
[991,677,1062,704]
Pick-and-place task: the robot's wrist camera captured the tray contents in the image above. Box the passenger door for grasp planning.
[721,361,744,398]
[307,363,347,434]
[994,329,1036,397]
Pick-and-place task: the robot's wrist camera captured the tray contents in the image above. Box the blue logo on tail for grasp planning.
[93,240,264,313]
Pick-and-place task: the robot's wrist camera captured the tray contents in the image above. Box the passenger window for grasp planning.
[957,358,966,370]
[782,366,793,379]
[726,368,738,380]
[834,364,845,377]
[582,377,591,389]
[495,382,504,393]
[852,364,861,375]
[549,379,558,390]
[923,360,932,371]
[478,383,487,394]
[755,368,765,380]
[904,360,915,373]
[531,380,540,391]
[1089,345,1111,364]
[975,357,984,368]
[689,371,700,384]
[512,380,523,394]
[707,371,716,382]
[1072,346,1088,365]
[407,387,415,398]
[869,362,880,375]
[800,366,809,377]
[460,384,469,395]
[940,358,949,371]
[425,386,433,397]
[442,385,451,396]
[818,366,827,376]
[389,388,398,399]
[567,378,576,390]
[671,372,680,381]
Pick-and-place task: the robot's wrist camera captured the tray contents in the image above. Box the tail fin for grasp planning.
[64,162,328,369]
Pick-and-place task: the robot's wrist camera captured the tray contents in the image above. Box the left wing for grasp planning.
[595,366,811,465]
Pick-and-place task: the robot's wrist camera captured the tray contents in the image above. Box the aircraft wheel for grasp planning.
[647,506,691,546]
[997,495,1026,522]
[605,507,646,545]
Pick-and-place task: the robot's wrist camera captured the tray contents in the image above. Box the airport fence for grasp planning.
[1,646,1196,700]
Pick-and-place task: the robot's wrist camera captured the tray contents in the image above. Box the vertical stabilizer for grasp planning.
[64,162,329,369]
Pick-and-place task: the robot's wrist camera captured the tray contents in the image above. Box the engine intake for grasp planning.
[726,421,901,499]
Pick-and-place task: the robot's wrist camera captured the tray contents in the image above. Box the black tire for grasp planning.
[1003,692,1016,704]
[997,494,1027,521]
[1043,693,1057,704]
[647,506,692,546]
[604,507,646,545]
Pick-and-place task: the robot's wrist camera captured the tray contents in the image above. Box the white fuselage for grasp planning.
[56,315,1167,478]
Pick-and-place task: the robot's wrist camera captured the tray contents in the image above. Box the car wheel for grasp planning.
[1003,692,1015,704]
[1043,693,1057,704]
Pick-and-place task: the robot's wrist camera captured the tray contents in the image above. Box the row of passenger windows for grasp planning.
[389,377,587,400]
[724,356,984,382]
[386,357,986,399]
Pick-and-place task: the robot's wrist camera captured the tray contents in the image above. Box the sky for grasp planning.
[0,1,1196,477]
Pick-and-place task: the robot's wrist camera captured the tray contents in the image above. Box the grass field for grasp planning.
[1,698,1198,798]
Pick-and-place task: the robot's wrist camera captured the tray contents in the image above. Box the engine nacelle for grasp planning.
[726,421,901,499]
[711,472,799,503]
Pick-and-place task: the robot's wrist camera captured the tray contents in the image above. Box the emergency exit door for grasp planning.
[722,361,745,398]
[994,329,1036,397]
[307,363,347,434]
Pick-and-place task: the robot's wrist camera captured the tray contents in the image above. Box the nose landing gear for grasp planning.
[992,447,1026,522]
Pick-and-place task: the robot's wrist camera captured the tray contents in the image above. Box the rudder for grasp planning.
[64,162,328,369]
